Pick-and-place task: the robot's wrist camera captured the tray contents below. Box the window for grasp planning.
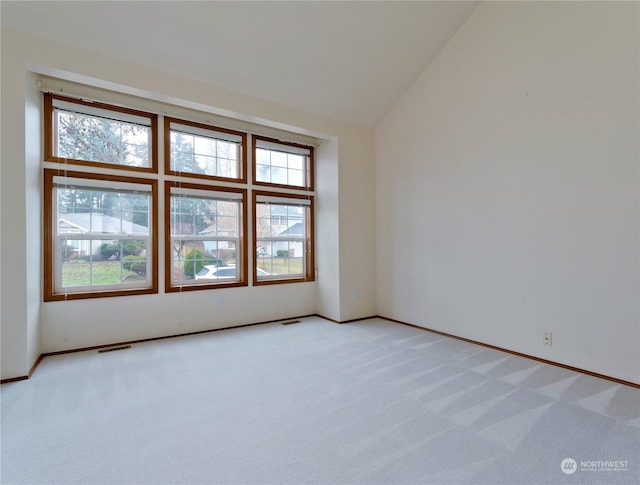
[165,118,246,182]
[252,137,315,284]
[166,182,247,291]
[42,89,316,300]
[44,94,157,173]
[253,191,314,284]
[253,136,313,189]
[44,170,158,301]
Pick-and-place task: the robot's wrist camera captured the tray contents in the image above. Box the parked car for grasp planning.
[195,265,269,280]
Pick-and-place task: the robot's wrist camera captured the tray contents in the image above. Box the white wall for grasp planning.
[25,70,42,373]
[315,138,342,321]
[376,1,640,384]
[1,28,376,378]
[0,39,34,378]
[339,129,377,321]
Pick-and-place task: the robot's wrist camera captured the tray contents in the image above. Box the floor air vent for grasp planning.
[98,345,131,354]
[281,320,301,326]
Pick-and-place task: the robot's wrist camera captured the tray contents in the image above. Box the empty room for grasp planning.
[1,1,638,484]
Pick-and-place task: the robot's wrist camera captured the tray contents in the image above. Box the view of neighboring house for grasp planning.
[198,224,236,259]
[59,213,148,258]
[256,205,304,257]
[275,222,304,257]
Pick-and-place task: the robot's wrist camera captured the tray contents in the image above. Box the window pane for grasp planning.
[194,136,216,157]
[56,110,151,168]
[47,170,154,299]
[218,159,235,179]
[254,139,312,188]
[170,129,240,178]
[169,192,241,287]
[255,202,306,279]
[256,164,271,183]
[256,148,270,165]
[60,238,92,287]
[171,239,238,283]
[288,154,304,171]
[255,204,272,238]
[271,151,287,168]
[256,239,304,276]
[289,169,304,187]
[59,238,148,288]
[170,197,238,237]
[195,154,217,175]
[57,188,150,236]
[256,203,304,238]
[271,167,287,185]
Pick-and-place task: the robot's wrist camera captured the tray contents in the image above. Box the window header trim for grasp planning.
[169,120,243,144]
[256,195,312,207]
[171,186,244,201]
[53,176,153,193]
[255,139,312,157]
[52,97,152,127]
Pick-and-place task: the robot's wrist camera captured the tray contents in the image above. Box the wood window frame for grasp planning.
[252,135,314,191]
[252,190,315,286]
[164,117,247,183]
[42,91,317,301]
[43,169,158,301]
[44,93,158,174]
[164,181,248,293]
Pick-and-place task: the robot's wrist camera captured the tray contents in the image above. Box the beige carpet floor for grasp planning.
[1,316,638,484]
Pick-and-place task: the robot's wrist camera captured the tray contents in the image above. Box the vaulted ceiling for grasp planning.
[1,1,478,127]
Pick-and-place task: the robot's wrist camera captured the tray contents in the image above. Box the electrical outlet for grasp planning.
[353,290,360,300]
[217,297,224,306]
[543,332,552,346]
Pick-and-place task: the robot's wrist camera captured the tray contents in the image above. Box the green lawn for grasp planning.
[257,257,303,276]
[62,257,303,286]
[62,261,139,286]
